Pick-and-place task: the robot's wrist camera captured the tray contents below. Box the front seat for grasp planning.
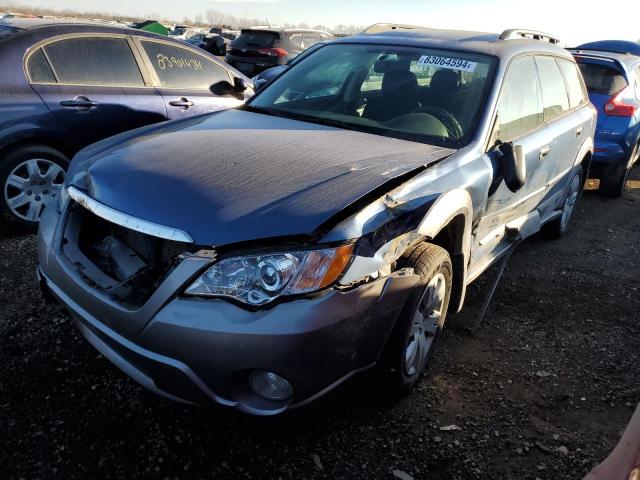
[363,70,419,122]
[421,69,460,111]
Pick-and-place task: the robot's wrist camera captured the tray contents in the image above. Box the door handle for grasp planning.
[575,126,583,137]
[60,96,99,110]
[168,98,194,109]
[539,146,551,160]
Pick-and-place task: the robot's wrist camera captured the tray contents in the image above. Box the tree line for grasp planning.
[0,2,364,33]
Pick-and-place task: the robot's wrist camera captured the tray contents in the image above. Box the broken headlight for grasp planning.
[185,244,354,306]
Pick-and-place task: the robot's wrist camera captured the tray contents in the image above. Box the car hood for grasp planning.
[69,109,454,246]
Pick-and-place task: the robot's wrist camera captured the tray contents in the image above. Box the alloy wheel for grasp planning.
[3,158,65,222]
[404,273,447,376]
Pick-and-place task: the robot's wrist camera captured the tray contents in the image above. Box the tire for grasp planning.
[599,142,638,198]
[542,168,583,240]
[377,242,452,397]
[0,145,69,231]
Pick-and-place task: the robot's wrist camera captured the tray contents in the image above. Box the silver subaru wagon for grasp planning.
[38,24,596,415]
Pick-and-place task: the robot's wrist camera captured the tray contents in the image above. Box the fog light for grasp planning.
[249,371,293,401]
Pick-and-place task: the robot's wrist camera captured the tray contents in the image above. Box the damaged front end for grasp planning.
[61,204,199,308]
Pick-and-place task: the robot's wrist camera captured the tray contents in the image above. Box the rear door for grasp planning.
[27,35,167,147]
[135,38,243,120]
[533,55,579,200]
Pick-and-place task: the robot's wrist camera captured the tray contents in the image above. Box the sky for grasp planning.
[10,0,640,46]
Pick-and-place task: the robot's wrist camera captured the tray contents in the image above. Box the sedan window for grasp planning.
[141,41,230,89]
[27,48,56,83]
[42,37,144,87]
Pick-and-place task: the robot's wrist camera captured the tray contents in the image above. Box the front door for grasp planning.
[480,55,553,235]
[136,39,244,120]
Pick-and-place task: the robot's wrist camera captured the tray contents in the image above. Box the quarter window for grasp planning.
[27,48,56,83]
[534,56,569,122]
[42,37,144,86]
[497,56,543,141]
[557,59,587,108]
[141,41,230,89]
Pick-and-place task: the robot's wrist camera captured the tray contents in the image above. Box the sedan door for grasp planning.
[135,38,245,120]
[27,35,167,147]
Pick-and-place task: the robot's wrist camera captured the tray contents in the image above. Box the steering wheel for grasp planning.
[412,106,463,139]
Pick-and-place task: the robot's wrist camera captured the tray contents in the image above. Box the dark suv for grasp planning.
[225,27,333,75]
[0,18,252,228]
[39,25,595,415]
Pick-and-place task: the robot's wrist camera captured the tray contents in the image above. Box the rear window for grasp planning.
[43,37,144,86]
[577,61,628,95]
[234,30,279,48]
[27,48,56,83]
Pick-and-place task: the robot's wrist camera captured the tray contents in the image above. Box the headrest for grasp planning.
[430,69,459,91]
[382,70,418,94]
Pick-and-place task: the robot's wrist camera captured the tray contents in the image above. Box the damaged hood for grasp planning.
[69,109,454,246]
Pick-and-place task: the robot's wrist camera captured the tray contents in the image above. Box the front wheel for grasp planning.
[0,145,68,230]
[377,243,452,397]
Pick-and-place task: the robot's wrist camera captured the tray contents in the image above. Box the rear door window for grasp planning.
[497,56,544,141]
[534,56,569,122]
[42,37,144,86]
[557,59,587,108]
[576,61,627,95]
[141,41,230,89]
[27,48,56,83]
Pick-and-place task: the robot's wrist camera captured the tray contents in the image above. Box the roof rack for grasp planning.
[499,29,560,44]
[361,23,420,35]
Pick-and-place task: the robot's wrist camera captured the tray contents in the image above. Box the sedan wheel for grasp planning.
[3,158,65,222]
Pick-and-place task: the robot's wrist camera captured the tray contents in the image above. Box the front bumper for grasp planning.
[38,205,418,415]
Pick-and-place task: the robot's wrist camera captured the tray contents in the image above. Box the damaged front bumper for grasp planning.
[37,205,418,415]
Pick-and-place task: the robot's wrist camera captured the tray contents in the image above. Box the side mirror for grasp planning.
[254,78,269,91]
[210,78,249,99]
[498,142,526,192]
[233,76,248,92]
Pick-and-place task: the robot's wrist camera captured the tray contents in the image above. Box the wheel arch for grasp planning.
[416,188,473,312]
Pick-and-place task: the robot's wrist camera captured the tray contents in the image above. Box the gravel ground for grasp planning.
[1,170,639,480]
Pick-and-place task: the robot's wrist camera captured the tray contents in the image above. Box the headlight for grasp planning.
[185,244,354,306]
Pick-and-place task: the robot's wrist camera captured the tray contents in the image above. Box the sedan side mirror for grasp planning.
[498,142,526,193]
[210,78,249,99]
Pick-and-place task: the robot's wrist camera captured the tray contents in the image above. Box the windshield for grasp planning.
[248,43,495,147]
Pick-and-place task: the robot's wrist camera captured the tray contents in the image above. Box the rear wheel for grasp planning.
[0,145,68,230]
[542,169,582,240]
[599,142,638,198]
[377,243,452,397]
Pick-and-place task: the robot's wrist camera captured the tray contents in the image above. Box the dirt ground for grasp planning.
[1,169,639,480]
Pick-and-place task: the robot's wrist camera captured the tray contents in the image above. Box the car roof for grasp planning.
[242,26,332,35]
[0,17,130,30]
[575,40,640,57]
[334,24,573,60]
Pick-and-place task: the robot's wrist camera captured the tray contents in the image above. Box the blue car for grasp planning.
[0,18,252,228]
[572,41,640,197]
